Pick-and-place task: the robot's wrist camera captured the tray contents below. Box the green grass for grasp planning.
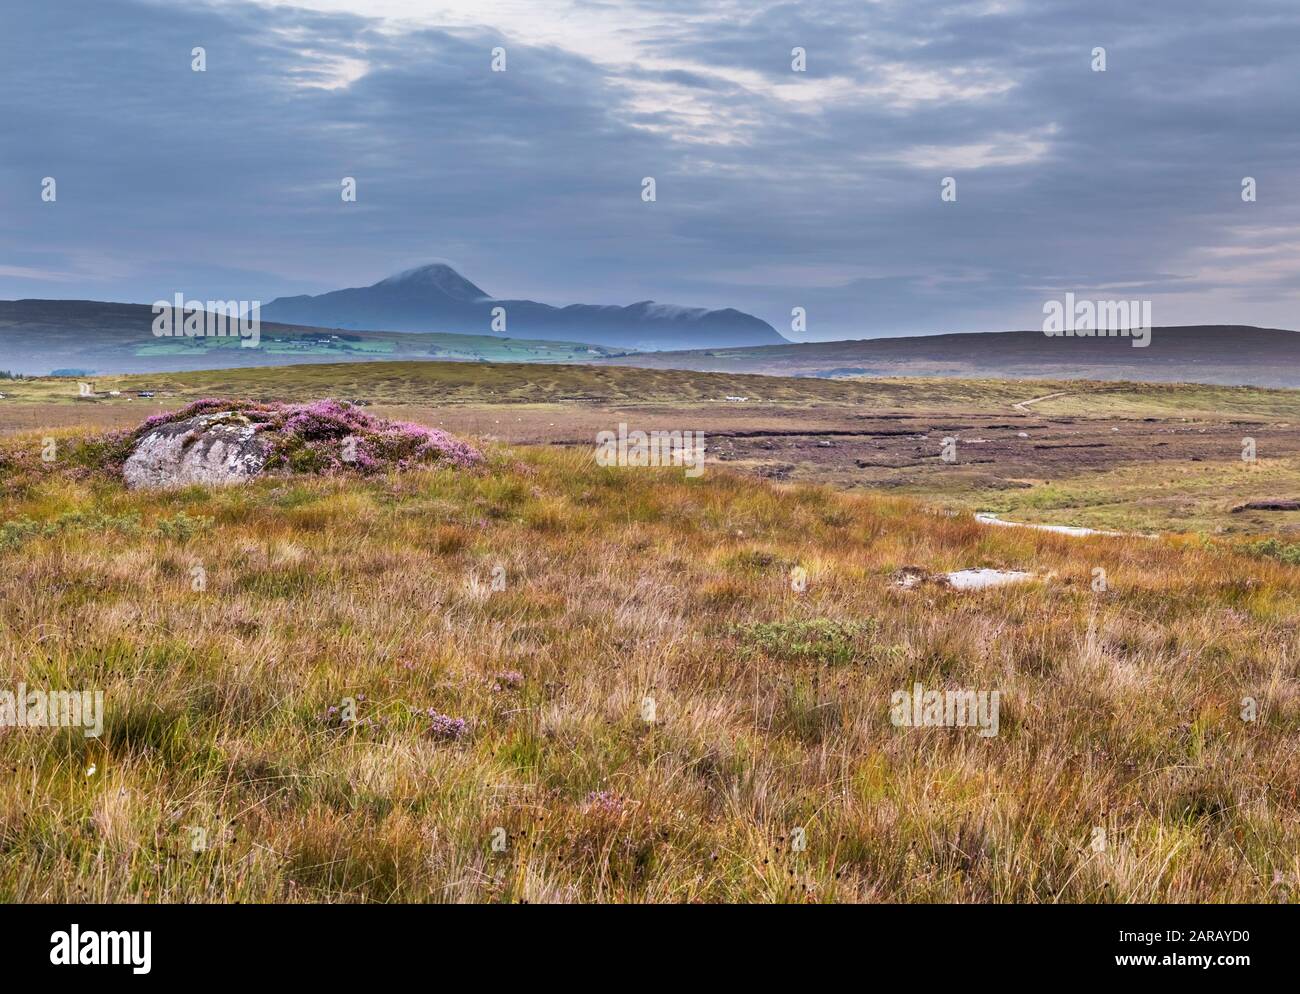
[950,457,1300,535]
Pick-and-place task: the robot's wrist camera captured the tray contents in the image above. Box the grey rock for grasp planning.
[123,412,272,489]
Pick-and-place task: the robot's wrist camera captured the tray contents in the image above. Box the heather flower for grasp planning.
[129,397,481,477]
[426,710,469,741]
[585,790,627,815]
[493,670,525,690]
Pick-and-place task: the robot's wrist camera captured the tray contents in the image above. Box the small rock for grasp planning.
[891,566,929,589]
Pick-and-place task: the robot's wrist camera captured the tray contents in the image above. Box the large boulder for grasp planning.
[123,412,272,490]
[120,398,482,490]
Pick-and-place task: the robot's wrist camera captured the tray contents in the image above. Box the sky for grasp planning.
[2,0,1299,340]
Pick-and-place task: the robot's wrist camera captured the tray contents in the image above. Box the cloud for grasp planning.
[1,0,1299,336]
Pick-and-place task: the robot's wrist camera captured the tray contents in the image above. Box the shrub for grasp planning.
[154,511,213,541]
[0,511,143,551]
[730,618,878,666]
[1243,538,1300,566]
[0,517,39,549]
[132,398,481,476]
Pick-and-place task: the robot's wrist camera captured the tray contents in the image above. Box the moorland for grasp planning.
[1,360,1298,902]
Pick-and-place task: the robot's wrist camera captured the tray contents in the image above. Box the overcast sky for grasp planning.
[3,0,1299,339]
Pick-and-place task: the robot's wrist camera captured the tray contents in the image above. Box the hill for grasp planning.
[0,299,621,376]
[594,325,1300,387]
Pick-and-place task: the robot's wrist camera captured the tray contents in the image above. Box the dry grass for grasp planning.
[1,426,1298,903]
[11,363,1300,417]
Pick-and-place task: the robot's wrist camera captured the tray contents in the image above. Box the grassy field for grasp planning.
[11,362,1300,415]
[1,363,1045,408]
[951,459,1300,535]
[9,364,1300,538]
[128,328,618,365]
[1,411,1298,902]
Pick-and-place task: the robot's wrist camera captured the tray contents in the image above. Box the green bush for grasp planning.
[730,618,878,666]
[0,518,39,549]
[153,511,213,541]
[0,511,143,551]
[1243,538,1300,566]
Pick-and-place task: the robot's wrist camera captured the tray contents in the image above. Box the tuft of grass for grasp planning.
[1242,537,1300,566]
[731,619,878,666]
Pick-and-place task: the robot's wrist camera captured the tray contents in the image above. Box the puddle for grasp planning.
[973,512,1144,538]
[893,565,1036,591]
[941,568,1035,590]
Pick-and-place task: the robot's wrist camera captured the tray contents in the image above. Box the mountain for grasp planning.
[591,326,1300,388]
[0,299,621,376]
[261,264,787,350]
[6,298,1300,389]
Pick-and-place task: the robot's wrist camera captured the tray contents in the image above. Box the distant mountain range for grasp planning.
[592,325,1300,387]
[261,264,787,350]
[4,285,1300,390]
